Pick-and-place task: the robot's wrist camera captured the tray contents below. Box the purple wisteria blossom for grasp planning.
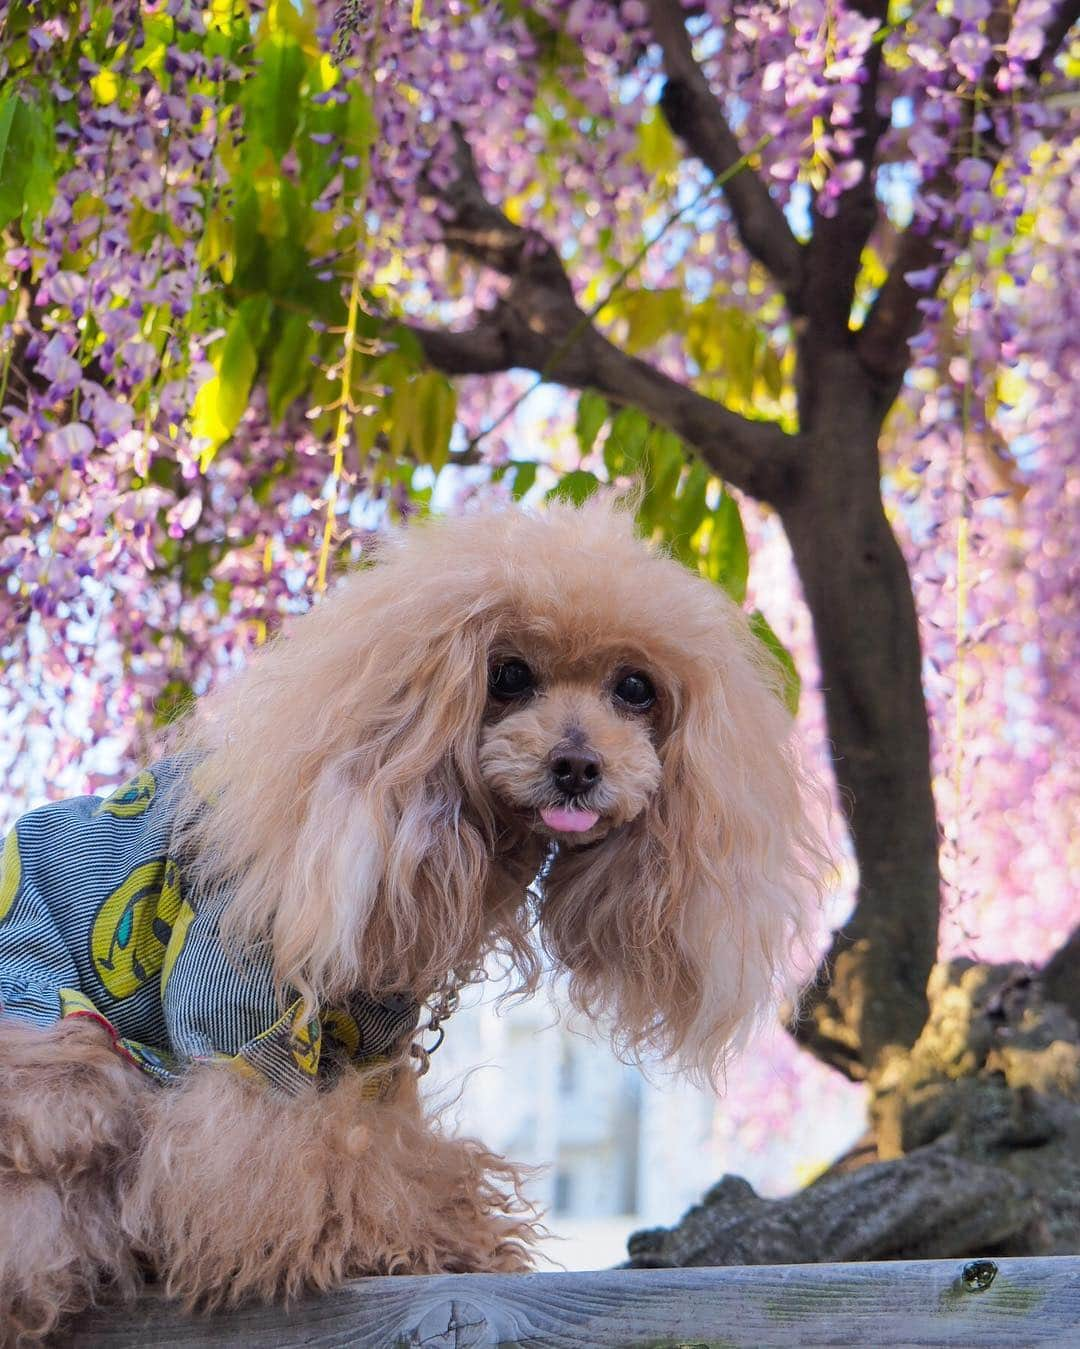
[1,0,1077,963]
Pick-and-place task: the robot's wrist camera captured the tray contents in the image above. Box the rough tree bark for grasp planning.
[627,956,1080,1264]
[406,0,1080,1260]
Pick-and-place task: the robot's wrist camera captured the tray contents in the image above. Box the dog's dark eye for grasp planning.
[614,671,656,710]
[489,659,535,700]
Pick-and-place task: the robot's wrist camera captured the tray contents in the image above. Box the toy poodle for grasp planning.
[0,500,828,1340]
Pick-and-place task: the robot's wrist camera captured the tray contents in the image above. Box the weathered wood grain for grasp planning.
[64,1257,1080,1348]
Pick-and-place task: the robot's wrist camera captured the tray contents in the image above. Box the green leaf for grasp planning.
[266,0,317,42]
[749,610,800,715]
[248,34,306,162]
[298,75,347,198]
[231,181,268,290]
[548,469,600,506]
[192,297,272,467]
[510,461,539,499]
[180,540,214,587]
[608,288,684,355]
[669,461,710,564]
[203,206,235,282]
[0,94,36,230]
[637,109,680,176]
[352,405,382,460]
[413,371,456,469]
[575,389,608,458]
[19,97,54,226]
[344,88,376,174]
[384,355,415,461]
[706,489,749,603]
[133,15,172,76]
[21,148,55,224]
[129,202,167,252]
[83,2,116,58]
[728,313,757,402]
[637,430,683,534]
[390,324,425,367]
[687,304,758,403]
[761,346,784,402]
[604,406,650,478]
[266,311,315,425]
[267,238,310,303]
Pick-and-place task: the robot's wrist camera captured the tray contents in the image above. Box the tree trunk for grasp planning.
[779,349,941,1078]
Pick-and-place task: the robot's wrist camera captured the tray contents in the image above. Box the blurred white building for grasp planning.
[423,982,866,1271]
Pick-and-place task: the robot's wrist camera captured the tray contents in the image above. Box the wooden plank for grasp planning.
[66,1256,1080,1348]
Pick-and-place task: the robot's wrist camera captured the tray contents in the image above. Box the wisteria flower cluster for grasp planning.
[1,0,1077,964]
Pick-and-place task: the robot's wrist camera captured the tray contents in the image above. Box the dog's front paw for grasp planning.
[122,1064,542,1308]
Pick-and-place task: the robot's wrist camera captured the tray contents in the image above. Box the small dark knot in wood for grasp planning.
[960,1258,999,1293]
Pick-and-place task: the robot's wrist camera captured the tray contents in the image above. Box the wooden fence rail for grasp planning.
[67,1255,1080,1347]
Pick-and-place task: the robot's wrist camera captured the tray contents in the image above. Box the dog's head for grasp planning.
[477,575,672,850]
[481,653,662,845]
[176,499,829,1083]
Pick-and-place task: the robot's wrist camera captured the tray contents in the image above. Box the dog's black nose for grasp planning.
[549,747,602,796]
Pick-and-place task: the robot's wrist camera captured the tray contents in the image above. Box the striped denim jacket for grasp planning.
[0,759,418,1094]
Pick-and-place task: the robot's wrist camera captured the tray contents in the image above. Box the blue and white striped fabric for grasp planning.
[0,759,418,1093]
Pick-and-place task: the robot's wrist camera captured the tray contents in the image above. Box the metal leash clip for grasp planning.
[411,981,460,1075]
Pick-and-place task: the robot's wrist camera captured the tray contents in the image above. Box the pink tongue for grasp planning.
[541,806,600,834]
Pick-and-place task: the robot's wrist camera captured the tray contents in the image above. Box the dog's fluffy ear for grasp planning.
[540,596,829,1087]
[171,547,504,1008]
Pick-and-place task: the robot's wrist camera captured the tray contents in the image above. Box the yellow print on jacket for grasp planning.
[96,771,156,818]
[289,1011,321,1078]
[159,896,197,996]
[91,858,183,999]
[0,829,19,924]
[322,1007,361,1058]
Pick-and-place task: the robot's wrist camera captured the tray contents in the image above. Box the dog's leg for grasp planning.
[123,1062,540,1310]
[0,1017,148,1344]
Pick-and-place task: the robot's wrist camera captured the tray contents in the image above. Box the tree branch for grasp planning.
[412,133,801,503]
[646,0,804,308]
[857,0,1080,393]
[625,1145,1035,1267]
[408,314,511,377]
[801,0,890,345]
[434,130,575,296]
